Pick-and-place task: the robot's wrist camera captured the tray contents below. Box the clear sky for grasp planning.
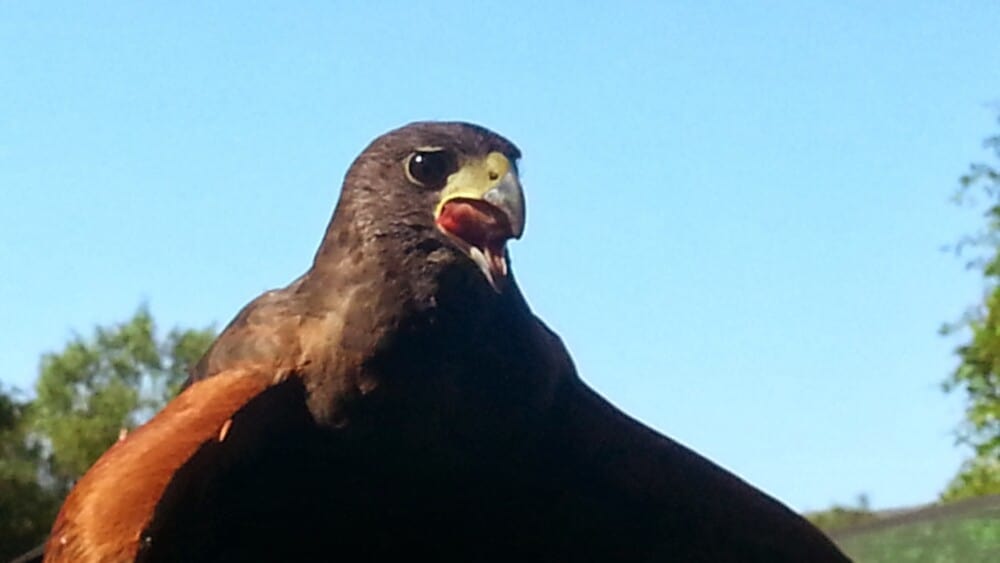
[2,2,999,513]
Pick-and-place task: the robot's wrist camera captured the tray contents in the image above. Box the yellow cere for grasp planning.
[434,152,513,217]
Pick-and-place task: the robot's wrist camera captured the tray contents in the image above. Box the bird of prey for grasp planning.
[44,122,849,562]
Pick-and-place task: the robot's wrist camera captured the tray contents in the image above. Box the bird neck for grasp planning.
[293,212,553,429]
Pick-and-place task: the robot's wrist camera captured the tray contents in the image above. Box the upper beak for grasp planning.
[483,170,525,239]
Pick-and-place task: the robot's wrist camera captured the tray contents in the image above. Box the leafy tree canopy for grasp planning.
[0,385,58,561]
[0,307,215,557]
[806,493,877,533]
[942,116,1000,501]
[31,305,215,487]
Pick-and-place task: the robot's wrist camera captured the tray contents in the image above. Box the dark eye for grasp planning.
[405,150,457,188]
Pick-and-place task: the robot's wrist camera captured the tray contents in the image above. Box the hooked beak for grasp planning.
[434,152,525,292]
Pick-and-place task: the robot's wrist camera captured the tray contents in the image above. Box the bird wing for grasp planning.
[43,367,295,562]
[546,373,851,561]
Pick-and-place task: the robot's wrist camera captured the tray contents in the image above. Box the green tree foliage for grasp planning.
[831,495,1000,563]
[0,308,214,557]
[0,386,59,561]
[31,306,215,488]
[806,493,877,533]
[942,118,1000,501]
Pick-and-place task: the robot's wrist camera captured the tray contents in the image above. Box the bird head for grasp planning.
[320,122,525,294]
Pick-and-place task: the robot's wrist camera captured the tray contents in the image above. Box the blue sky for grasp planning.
[2,2,999,512]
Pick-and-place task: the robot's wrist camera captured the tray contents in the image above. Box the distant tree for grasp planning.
[942,115,1000,501]
[805,493,877,533]
[31,306,215,488]
[0,385,59,561]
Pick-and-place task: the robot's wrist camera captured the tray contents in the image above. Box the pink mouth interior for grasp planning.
[436,199,512,258]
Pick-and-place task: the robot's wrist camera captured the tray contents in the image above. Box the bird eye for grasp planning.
[405,150,457,188]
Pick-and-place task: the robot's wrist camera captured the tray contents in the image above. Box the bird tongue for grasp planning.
[436,199,512,285]
[437,199,511,256]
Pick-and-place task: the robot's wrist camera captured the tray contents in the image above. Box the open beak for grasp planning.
[434,152,525,292]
